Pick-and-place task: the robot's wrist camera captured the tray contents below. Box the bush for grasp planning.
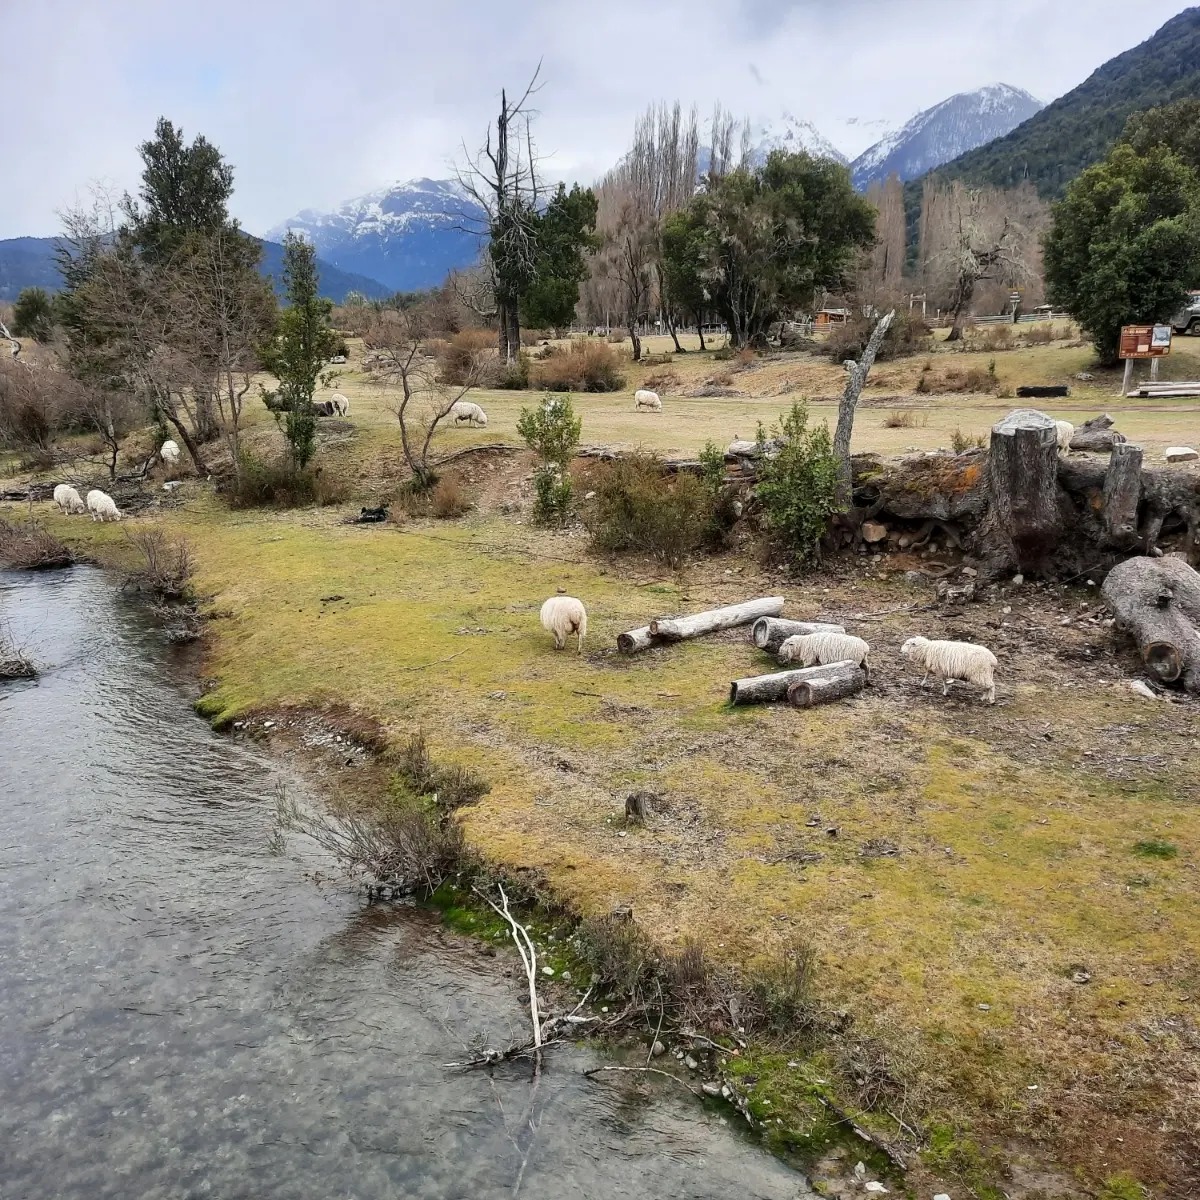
[1019,324,1055,346]
[881,408,927,429]
[530,340,626,392]
[429,475,470,519]
[641,369,681,394]
[492,352,531,390]
[232,453,350,508]
[754,401,840,569]
[0,517,73,569]
[817,309,931,362]
[951,427,987,453]
[122,527,194,599]
[740,937,817,1037]
[517,394,582,525]
[437,329,495,385]
[968,323,1014,352]
[586,453,732,566]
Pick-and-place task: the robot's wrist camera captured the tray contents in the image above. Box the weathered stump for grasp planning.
[729,660,861,706]
[983,409,1062,574]
[786,670,865,708]
[1102,442,1144,550]
[1102,556,1200,692]
[751,617,845,654]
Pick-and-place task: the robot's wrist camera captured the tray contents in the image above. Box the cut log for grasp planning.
[616,626,660,655]
[1102,442,1144,550]
[650,597,785,642]
[729,660,861,706]
[983,409,1062,574]
[1016,385,1069,398]
[1102,556,1200,692]
[1070,413,1126,454]
[751,617,846,654]
[786,670,865,708]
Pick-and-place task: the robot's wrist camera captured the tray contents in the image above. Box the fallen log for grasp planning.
[650,597,785,643]
[1070,413,1126,454]
[616,626,660,655]
[729,660,861,706]
[751,617,846,654]
[1102,556,1200,692]
[787,670,865,708]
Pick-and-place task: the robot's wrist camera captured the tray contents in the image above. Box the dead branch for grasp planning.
[475,884,543,1065]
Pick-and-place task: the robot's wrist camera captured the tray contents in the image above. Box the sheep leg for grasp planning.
[942,679,951,696]
[577,631,584,655]
[862,655,870,684]
[920,671,930,689]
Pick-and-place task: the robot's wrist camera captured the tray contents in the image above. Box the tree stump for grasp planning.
[751,617,846,654]
[729,660,862,706]
[983,409,1062,574]
[1102,442,1144,550]
[786,671,865,708]
[1102,556,1200,692]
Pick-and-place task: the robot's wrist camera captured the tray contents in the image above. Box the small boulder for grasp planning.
[1165,446,1199,463]
[861,521,888,544]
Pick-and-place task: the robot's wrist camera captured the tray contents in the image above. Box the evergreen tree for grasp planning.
[11,288,56,342]
[521,184,599,330]
[261,233,338,469]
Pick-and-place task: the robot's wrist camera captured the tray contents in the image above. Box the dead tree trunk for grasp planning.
[982,409,1061,574]
[833,310,895,505]
[729,660,862,706]
[787,671,865,708]
[1071,413,1126,453]
[751,618,846,654]
[649,598,785,642]
[1102,442,1144,550]
[1102,556,1200,692]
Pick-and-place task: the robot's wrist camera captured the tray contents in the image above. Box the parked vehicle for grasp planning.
[1171,291,1200,335]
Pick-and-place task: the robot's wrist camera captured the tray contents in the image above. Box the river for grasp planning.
[0,567,813,1199]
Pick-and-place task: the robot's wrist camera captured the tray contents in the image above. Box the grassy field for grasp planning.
[5,330,1200,1196]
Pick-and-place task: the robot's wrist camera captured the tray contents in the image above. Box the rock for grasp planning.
[701,1082,721,1097]
[541,966,555,977]
[162,480,182,491]
[934,1195,952,1200]
[1011,573,1024,586]
[861,521,888,544]
[1075,371,1095,381]
[865,1185,888,1195]
[1071,967,1092,984]
[1165,446,1199,463]
[684,1055,699,1071]
[854,1163,867,1180]
[1127,680,1160,701]
[651,1040,666,1057]
[584,490,596,500]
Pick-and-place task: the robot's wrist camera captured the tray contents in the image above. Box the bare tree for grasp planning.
[858,175,906,304]
[457,70,543,364]
[363,306,483,488]
[834,310,895,505]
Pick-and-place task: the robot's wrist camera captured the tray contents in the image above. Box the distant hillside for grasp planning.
[927,6,1200,197]
[0,235,391,304]
[852,85,1043,190]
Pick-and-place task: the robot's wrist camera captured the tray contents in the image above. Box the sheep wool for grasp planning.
[779,631,871,680]
[450,401,488,428]
[53,484,86,514]
[634,389,662,411]
[1054,420,1073,452]
[540,596,587,654]
[86,489,122,523]
[161,439,181,466]
[901,636,997,704]
[330,394,350,417]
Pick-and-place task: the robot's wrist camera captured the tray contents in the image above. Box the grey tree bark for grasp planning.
[1102,441,1144,550]
[751,617,846,654]
[786,671,865,708]
[1070,413,1126,454]
[729,660,862,706]
[650,597,785,641]
[833,310,895,504]
[1102,556,1200,692]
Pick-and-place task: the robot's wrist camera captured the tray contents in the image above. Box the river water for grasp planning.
[0,568,811,1200]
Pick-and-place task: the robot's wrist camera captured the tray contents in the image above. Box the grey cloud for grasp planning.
[0,0,1195,238]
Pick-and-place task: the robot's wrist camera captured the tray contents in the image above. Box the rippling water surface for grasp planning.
[0,568,811,1199]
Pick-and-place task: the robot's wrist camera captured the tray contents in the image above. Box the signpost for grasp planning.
[1120,324,1172,395]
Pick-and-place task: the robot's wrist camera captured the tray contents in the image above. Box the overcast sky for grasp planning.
[1,0,1194,239]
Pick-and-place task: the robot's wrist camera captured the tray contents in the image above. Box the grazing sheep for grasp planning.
[160,439,180,467]
[450,401,488,428]
[86,489,122,523]
[540,595,587,654]
[900,636,998,704]
[779,631,872,681]
[634,389,662,411]
[330,394,350,417]
[1055,420,1074,452]
[53,483,86,514]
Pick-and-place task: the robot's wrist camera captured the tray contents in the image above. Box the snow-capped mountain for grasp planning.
[749,112,848,165]
[850,84,1043,190]
[265,178,485,294]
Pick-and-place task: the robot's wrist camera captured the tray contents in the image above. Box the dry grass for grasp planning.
[121,526,194,599]
[529,339,626,392]
[881,408,928,429]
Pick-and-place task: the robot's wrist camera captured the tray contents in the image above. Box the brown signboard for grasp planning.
[1120,324,1172,359]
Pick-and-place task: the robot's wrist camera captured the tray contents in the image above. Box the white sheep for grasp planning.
[160,439,180,467]
[450,400,488,428]
[53,483,86,514]
[1055,420,1073,452]
[330,394,350,417]
[540,595,587,654]
[900,636,998,704]
[634,389,662,411]
[86,489,122,523]
[779,631,872,681]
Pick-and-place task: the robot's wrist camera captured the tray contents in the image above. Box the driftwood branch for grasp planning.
[475,884,543,1065]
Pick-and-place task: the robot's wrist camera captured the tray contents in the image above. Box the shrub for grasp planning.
[951,427,987,453]
[881,408,927,429]
[122,527,195,599]
[0,626,36,679]
[530,340,626,392]
[642,369,681,394]
[586,453,731,566]
[437,329,495,385]
[754,401,841,569]
[968,323,1014,352]
[817,309,931,362]
[0,517,73,569]
[517,394,582,525]
[492,352,530,390]
[232,453,349,508]
[740,937,817,1037]
[734,346,757,369]
[429,475,470,519]
[1020,324,1055,346]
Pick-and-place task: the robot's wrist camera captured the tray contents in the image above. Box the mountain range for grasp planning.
[0,234,392,305]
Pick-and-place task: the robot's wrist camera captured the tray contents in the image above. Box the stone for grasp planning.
[541,966,555,976]
[1165,446,1199,463]
[1011,574,1024,586]
[865,1185,888,1195]
[861,521,888,544]
[1127,680,1160,701]
[651,1040,666,1057]
[961,566,978,578]
[934,1194,952,1200]
[684,1055,699,1071]
[701,1082,721,1097]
